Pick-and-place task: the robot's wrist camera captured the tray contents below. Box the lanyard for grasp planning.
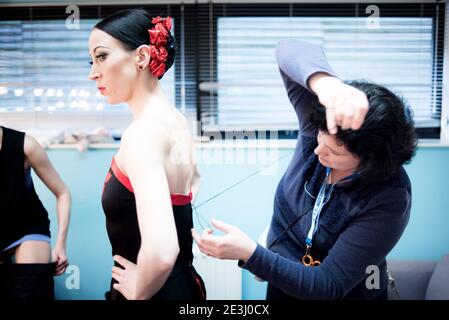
[305,167,335,247]
[302,167,336,266]
[302,168,360,266]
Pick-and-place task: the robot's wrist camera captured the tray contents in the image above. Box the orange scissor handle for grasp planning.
[302,254,321,267]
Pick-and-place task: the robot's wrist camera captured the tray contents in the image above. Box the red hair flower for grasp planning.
[147,16,172,78]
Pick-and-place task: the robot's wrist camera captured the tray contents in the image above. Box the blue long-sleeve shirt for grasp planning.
[239,40,411,300]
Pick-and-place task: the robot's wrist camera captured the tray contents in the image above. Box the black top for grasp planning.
[102,157,206,300]
[0,126,51,251]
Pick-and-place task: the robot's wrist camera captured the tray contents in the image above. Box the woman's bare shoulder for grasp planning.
[23,134,45,157]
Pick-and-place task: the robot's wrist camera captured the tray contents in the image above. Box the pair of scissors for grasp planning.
[301,245,321,267]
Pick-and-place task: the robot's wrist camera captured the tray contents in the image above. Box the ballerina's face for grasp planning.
[88,28,137,105]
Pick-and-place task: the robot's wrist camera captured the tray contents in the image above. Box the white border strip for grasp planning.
[441,3,449,143]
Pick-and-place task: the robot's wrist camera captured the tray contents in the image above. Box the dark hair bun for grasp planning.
[95,8,176,79]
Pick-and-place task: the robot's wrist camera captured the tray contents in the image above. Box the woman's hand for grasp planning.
[51,244,69,275]
[309,73,369,133]
[111,255,140,300]
[191,219,257,262]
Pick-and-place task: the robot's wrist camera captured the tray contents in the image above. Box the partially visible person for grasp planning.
[0,126,71,300]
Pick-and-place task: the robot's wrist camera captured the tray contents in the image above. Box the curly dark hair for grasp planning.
[311,80,418,182]
[94,8,176,80]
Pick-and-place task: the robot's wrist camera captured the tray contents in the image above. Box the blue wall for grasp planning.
[32,145,449,300]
